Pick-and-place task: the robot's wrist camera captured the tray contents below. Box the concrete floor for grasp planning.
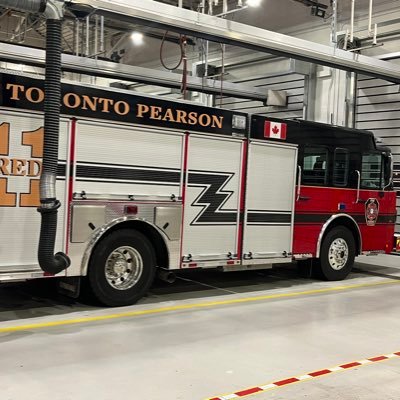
[0,255,399,400]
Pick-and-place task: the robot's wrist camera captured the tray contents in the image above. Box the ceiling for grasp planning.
[153,0,399,32]
[116,0,400,67]
[0,0,398,99]
[0,0,398,65]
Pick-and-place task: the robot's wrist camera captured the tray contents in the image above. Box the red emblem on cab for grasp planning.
[365,198,379,226]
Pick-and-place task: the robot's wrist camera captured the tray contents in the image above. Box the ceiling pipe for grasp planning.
[330,0,337,46]
[222,0,228,14]
[0,0,63,18]
[350,0,355,43]
[368,0,373,37]
[0,0,70,275]
[0,0,45,14]
[85,15,90,56]
[100,15,104,52]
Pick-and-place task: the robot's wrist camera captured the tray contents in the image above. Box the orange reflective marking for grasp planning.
[0,123,10,155]
[20,179,40,207]
[22,127,44,158]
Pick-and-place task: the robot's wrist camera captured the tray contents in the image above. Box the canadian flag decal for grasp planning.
[264,121,287,140]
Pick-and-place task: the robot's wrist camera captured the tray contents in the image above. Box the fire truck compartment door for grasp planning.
[181,134,244,265]
[242,141,297,264]
[0,111,69,273]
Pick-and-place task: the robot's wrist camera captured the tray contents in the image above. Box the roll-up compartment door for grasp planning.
[181,134,244,265]
[242,141,297,264]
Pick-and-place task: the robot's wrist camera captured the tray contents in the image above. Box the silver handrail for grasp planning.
[296,165,302,201]
[355,170,361,203]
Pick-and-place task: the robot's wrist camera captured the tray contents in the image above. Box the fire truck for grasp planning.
[0,71,397,306]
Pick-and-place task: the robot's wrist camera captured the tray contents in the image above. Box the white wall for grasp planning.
[282,1,400,125]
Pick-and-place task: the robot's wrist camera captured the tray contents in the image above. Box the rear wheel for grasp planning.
[87,229,156,306]
[316,226,356,281]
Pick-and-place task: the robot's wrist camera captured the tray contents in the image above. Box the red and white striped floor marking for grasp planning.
[207,351,400,400]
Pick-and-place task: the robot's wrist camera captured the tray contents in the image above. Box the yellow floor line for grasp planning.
[0,278,399,333]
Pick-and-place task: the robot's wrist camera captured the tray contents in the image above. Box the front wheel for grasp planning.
[87,229,156,307]
[316,226,356,281]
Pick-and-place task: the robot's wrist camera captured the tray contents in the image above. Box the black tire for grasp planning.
[316,226,356,281]
[87,229,156,307]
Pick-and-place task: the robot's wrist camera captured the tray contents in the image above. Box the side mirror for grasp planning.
[383,153,393,190]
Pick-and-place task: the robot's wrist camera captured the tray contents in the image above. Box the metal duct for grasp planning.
[0,0,46,14]
[0,0,64,18]
[38,16,71,275]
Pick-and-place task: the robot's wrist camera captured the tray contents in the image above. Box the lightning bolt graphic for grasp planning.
[188,171,238,225]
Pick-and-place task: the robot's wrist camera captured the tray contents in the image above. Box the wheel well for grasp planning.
[92,220,169,269]
[319,217,361,256]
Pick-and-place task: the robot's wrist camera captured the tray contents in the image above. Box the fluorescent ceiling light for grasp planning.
[246,0,262,6]
[131,32,144,45]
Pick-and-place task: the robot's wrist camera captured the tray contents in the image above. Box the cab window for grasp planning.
[333,148,349,187]
[302,147,328,186]
[361,153,383,189]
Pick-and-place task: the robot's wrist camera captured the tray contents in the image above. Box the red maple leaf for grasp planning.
[272,125,280,134]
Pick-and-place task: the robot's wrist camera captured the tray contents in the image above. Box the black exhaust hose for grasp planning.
[37,18,70,275]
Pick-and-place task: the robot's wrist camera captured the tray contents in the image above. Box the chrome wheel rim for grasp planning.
[328,238,349,270]
[105,246,143,290]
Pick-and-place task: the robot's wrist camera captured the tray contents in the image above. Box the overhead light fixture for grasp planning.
[246,0,262,6]
[131,31,144,45]
[290,0,328,18]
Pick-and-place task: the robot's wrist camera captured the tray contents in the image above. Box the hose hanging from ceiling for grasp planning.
[159,31,188,99]
[38,16,71,275]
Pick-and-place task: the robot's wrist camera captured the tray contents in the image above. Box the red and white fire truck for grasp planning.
[0,71,397,306]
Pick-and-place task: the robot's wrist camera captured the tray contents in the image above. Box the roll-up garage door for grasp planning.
[356,68,400,233]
